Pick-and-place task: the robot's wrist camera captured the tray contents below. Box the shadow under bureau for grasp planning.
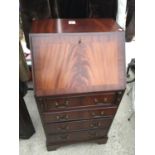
[29,18,126,151]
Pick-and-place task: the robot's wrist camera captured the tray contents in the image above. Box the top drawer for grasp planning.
[37,92,119,111]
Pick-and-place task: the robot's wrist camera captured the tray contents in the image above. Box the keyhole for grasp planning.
[78,39,81,44]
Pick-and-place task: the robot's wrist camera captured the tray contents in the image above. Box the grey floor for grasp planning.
[19,82,135,155]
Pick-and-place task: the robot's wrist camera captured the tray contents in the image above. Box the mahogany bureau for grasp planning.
[29,18,126,151]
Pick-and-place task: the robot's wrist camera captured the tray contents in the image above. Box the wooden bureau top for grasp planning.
[31,18,123,33]
[30,19,126,97]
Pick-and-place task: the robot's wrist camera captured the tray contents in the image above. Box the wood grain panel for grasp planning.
[30,32,125,96]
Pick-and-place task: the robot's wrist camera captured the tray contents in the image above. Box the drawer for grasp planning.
[42,97,82,111]
[83,92,116,105]
[42,107,117,123]
[47,128,107,144]
[45,117,113,134]
[39,92,117,111]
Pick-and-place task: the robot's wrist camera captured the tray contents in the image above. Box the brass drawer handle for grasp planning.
[90,122,101,128]
[91,111,105,118]
[104,97,108,102]
[94,98,98,103]
[60,134,68,140]
[117,98,121,102]
[101,111,105,115]
[55,101,69,108]
[94,97,108,104]
[118,91,122,95]
[58,125,69,131]
[89,131,97,137]
[56,115,69,121]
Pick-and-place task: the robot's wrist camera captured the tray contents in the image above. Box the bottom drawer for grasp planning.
[47,129,107,144]
[45,117,112,134]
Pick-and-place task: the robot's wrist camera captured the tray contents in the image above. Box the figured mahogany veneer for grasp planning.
[30,18,126,151]
[30,32,125,96]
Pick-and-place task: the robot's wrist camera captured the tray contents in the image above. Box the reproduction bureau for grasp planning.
[29,18,126,151]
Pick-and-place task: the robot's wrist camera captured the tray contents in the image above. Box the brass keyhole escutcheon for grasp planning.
[65,101,69,106]
[78,39,81,44]
[94,98,98,103]
[55,102,59,106]
[104,97,108,102]
[101,111,104,115]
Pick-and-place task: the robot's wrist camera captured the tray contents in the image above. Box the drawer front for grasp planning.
[43,97,81,111]
[45,117,112,134]
[83,92,116,106]
[40,92,116,111]
[42,107,117,123]
[47,129,107,144]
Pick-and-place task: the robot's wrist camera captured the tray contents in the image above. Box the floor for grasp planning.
[19,82,135,155]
